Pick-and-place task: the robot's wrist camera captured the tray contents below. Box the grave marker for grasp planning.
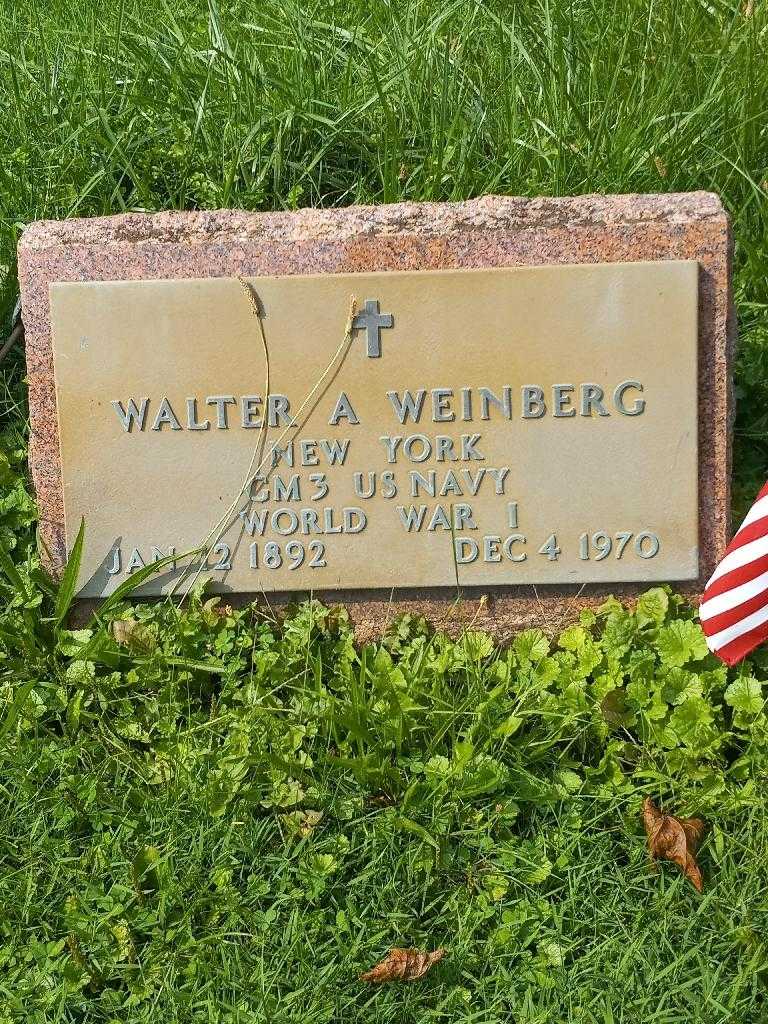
[18,193,733,637]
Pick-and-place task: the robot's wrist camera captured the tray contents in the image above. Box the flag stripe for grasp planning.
[704,598,768,653]
[720,515,768,550]
[700,568,768,622]
[702,552,768,601]
[701,481,768,666]
[713,618,768,667]
[700,585,768,637]
[706,533,768,588]
[736,493,768,535]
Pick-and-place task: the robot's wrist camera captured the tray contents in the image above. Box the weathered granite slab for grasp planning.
[18,193,733,641]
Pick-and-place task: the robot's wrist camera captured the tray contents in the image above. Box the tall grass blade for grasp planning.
[53,517,84,630]
[0,542,28,600]
[0,678,36,741]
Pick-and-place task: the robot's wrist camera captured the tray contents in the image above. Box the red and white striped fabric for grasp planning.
[700,481,768,666]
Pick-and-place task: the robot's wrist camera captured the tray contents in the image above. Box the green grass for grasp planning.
[3,593,768,1023]
[2,1,768,1021]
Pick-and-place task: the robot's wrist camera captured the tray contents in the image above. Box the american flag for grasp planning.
[700,481,768,666]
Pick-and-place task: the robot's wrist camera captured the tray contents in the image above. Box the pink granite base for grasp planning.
[17,193,734,640]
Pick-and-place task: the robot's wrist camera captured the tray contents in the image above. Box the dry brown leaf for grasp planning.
[112,618,139,646]
[112,617,156,653]
[360,947,446,984]
[642,797,705,891]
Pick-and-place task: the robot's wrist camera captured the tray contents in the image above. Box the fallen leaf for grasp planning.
[112,618,138,646]
[112,618,156,653]
[360,947,446,984]
[642,797,705,891]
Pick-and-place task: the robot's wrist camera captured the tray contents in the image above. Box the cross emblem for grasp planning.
[352,299,394,358]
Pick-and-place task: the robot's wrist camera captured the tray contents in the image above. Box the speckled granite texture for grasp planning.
[18,193,734,641]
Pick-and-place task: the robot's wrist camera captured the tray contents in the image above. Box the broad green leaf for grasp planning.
[557,769,583,793]
[57,628,94,657]
[636,587,669,626]
[514,629,550,661]
[538,940,565,967]
[655,619,709,667]
[481,871,509,901]
[661,668,703,706]
[601,688,635,728]
[65,660,95,685]
[725,676,764,715]
[462,630,494,661]
[667,695,714,745]
[559,626,589,653]
[457,755,506,797]
[494,713,523,738]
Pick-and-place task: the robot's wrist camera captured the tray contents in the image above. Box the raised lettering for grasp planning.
[206,395,236,429]
[268,394,294,426]
[387,389,426,424]
[431,388,455,422]
[329,391,359,425]
[614,380,645,416]
[411,470,436,498]
[151,397,182,431]
[397,505,427,532]
[187,397,210,430]
[522,386,546,419]
[320,438,349,465]
[479,386,512,420]
[553,384,576,418]
[455,538,479,564]
[240,508,268,535]
[461,434,484,461]
[240,395,262,429]
[274,475,300,502]
[112,397,148,432]
[380,435,402,463]
[580,383,609,417]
